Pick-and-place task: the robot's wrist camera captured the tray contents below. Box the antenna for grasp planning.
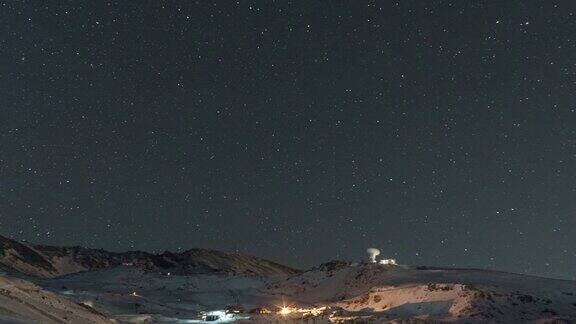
[366,248,380,263]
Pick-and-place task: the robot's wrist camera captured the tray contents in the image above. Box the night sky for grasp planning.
[2,1,576,280]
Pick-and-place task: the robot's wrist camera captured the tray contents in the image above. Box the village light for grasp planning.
[277,305,327,317]
[279,306,292,316]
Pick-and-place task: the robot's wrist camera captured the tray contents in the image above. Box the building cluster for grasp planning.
[367,248,397,265]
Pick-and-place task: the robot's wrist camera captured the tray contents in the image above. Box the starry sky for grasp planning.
[2,1,576,280]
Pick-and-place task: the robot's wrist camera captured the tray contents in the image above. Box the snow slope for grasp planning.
[268,262,576,322]
[3,235,576,323]
[0,274,112,324]
[30,262,576,323]
[37,266,279,323]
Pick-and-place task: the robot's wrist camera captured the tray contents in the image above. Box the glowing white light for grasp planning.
[279,307,292,316]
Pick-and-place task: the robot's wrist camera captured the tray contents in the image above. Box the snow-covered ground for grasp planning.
[268,262,576,322]
[34,266,283,323]
[2,233,575,323]
[0,275,112,324]
[21,262,576,323]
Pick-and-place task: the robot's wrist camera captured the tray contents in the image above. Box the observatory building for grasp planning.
[366,248,398,266]
[379,259,397,265]
[366,248,380,263]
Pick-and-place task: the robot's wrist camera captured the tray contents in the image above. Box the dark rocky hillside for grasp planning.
[0,235,299,278]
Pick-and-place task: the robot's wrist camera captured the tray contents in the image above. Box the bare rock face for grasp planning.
[0,235,300,278]
[316,260,352,272]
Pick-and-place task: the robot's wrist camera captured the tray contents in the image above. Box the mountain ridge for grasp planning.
[0,235,299,278]
[1,235,576,322]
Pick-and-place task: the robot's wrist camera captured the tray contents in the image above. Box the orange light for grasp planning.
[277,305,326,317]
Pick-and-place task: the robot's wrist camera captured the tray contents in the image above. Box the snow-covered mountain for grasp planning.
[268,261,576,322]
[1,235,576,323]
[0,235,299,278]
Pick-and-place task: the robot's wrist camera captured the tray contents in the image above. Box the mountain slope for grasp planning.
[0,235,299,278]
[0,236,61,278]
[267,262,576,322]
[33,261,576,323]
[3,235,576,322]
[0,274,112,324]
